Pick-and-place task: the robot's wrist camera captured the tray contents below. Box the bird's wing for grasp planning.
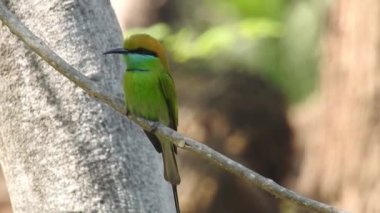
[159,72,178,131]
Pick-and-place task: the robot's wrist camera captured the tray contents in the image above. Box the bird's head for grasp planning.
[104,34,169,70]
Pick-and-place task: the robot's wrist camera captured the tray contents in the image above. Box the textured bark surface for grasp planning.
[0,0,173,212]
[295,0,380,212]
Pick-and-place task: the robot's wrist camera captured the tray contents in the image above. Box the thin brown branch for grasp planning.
[0,2,345,213]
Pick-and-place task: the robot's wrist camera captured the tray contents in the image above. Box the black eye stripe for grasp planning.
[129,48,158,57]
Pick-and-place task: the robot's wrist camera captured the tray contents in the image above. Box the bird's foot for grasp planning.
[150,122,159,133]
[125,107,130,116]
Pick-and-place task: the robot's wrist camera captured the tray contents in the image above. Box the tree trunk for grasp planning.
[0,1,173,212]
[295,0,380,212]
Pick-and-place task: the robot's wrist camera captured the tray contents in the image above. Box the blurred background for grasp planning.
[109,0,380,212]
[1,0,379,212]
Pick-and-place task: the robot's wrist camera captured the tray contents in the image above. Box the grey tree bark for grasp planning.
[0,0,173,212]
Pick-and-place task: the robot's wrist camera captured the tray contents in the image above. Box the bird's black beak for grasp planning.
[103,48,129,55]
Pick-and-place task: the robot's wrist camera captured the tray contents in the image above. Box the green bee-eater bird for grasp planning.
[104,34,180,213]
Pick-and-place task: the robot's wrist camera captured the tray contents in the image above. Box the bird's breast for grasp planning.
[123,71,170,125]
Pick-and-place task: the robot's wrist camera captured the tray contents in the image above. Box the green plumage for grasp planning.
[104,34,181,213]
[123,53,180,185]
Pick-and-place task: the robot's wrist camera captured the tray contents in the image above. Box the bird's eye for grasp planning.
[131,48,158,57]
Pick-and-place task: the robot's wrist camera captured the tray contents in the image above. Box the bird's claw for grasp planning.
[125,108,130,116]
[151,122,159,133]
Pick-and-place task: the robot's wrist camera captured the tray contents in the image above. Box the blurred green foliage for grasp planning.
[125,0,328,103]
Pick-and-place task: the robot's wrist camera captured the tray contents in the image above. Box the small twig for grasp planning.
[0,2,345,213]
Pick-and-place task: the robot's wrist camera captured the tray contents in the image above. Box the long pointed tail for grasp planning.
[172,184,180,213]
[161,139,181,184]
[156,135,181,212]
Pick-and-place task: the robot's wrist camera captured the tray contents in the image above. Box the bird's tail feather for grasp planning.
[172,184,180,213]
[144,131,162,153]
[161,138,181,184]
[151,135,181,212]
